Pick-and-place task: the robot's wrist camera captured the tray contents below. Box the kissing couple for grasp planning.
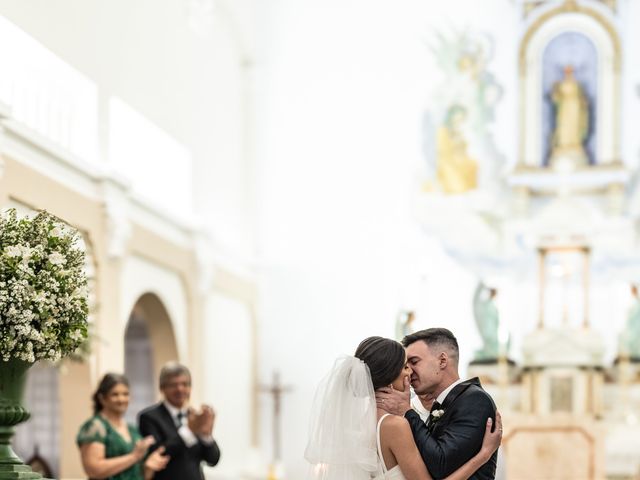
[305,328,502,480]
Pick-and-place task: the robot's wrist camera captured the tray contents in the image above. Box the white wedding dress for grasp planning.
[373,414,407,480]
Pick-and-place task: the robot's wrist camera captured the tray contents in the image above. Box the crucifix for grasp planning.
[260,371,293,467]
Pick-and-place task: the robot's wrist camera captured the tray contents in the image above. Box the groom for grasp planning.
[376,328,497,480]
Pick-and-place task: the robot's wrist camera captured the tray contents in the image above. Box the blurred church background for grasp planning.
[2,0,640,478]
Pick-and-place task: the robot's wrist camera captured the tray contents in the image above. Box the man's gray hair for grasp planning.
[159,361,191,388]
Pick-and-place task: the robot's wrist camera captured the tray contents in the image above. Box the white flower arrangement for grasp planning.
[0,209,89,363]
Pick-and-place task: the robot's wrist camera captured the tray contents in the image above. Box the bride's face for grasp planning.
[390,354,411,392]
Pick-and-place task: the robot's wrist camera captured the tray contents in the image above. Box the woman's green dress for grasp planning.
[76,415,144,480]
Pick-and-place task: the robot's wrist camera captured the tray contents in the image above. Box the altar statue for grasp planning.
[436,105,478,194]
[549,65,589,169]
[473,282,500,361]
[619,284,640,360]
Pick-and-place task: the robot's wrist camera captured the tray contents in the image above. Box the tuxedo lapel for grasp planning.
[158,403,179,431]
[440,377,481,411]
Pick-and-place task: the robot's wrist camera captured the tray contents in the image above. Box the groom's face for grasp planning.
[406,341,441,395]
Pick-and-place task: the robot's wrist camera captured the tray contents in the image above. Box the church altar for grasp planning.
[415,1,640,478]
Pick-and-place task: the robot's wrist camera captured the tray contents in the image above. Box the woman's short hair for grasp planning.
[354,336,405,390]
[91,373,129,415]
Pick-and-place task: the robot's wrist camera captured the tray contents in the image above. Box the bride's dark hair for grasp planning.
[354,336,405,390]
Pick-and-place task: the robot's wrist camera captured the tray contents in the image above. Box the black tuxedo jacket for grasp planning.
[138,403,221,480]
[405,378,497,480]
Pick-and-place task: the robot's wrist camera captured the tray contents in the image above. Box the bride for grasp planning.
[305,336,502,479]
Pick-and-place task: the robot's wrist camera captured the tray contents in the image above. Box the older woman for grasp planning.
[77,373,169,480]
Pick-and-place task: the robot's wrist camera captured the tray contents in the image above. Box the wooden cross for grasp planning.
[260,371,293,463]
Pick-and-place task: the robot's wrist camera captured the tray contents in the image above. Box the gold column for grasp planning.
[538,248,546,329]
[531,369,538,414]
[586,370,593,414]
[583,247,590,329]
[618,355,631,418]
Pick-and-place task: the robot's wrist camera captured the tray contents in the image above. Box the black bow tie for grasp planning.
[430,401,442,414]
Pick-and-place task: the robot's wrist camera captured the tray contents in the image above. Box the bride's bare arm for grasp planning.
[441,412,503,480]
[385,412,502,480]
[384,416,433,480]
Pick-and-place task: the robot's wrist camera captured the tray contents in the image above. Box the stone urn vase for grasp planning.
[0,359,41,479]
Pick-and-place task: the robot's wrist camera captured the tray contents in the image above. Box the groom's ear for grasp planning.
[439,352,448,369]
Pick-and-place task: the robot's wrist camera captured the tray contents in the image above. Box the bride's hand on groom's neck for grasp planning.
[375,377,411,416]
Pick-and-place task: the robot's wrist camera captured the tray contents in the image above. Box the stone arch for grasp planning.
[124,292,179,415]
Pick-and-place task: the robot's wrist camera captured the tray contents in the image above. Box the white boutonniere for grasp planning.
[431,409,445,421]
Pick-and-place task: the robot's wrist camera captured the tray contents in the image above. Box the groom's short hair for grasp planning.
[402,328,459,363]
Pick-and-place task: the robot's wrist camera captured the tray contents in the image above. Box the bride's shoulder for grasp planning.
[379,415,416,451]
[380,414,411,435]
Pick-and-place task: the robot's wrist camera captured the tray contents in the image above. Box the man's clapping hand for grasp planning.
[187,405,216,437]
[200,405,215,436]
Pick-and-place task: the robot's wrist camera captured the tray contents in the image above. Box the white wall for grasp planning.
[202,292,255,479]
[0,0,256,254]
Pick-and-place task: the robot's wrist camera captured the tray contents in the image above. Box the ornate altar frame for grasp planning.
[518,1,621,168]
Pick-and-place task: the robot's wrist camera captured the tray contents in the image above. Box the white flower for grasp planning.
[4,246,22,257]
[70,329,84,342]
[49,227,63,238]
[72,286,88,298]
[34,292,47,304]
[431,409,445,419]
[48,252,66,266]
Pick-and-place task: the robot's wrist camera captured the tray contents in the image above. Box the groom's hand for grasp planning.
[375,376,411,416]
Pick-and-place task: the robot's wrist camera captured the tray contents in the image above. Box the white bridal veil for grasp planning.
[304,355,379,480]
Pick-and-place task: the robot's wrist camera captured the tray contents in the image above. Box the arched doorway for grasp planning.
[124,293,179,422]
[124,311,154,423]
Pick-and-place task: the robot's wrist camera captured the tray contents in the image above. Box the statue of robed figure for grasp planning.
[549,65,590,170]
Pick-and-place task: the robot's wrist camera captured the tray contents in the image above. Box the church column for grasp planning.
[538,249,546,329]
[582,247,590,329]
[98,176,131,375]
